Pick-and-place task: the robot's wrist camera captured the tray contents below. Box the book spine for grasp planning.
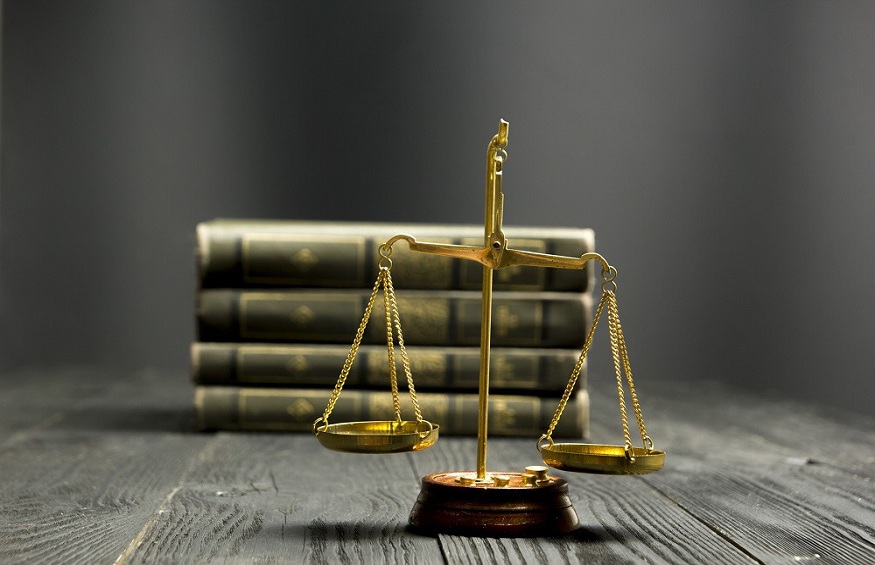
[197,289,592,348]
[194,386,588,438]
[191,342,586,394]
[197,221,594,292]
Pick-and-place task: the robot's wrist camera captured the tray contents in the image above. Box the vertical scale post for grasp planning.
[477,265,493,480]
[408,120,579,536]
[476,120,508,479]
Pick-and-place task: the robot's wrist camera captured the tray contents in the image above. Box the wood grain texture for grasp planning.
[586,377,875,564]
[645,455,875,563]
[0,369,209,564]
[119,434,443,564]
[607,379,875,477]
[1,368,873,564]
[0,367,116,449]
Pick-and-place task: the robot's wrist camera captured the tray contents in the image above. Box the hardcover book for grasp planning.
[191,342,585,394]
[197,289,592,348]
[197,219,595,292]
[195,385,589,438]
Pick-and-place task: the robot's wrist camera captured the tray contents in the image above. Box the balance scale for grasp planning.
[312,120,665,537]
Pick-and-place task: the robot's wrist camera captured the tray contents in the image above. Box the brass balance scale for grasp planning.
[312,120,665,536]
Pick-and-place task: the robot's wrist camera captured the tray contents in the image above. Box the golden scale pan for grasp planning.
[314,420,438,454]
[312,250,439,455]
[536,269,665,475]
[540,443,665,475]
[311,119,664,536]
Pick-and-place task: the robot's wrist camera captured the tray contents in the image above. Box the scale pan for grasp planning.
[315,420,438,454]
[540,443,665,475]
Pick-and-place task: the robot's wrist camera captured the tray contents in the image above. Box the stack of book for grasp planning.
[192,219,595,438]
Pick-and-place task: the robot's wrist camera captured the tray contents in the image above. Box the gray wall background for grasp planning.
[2,1,874,415]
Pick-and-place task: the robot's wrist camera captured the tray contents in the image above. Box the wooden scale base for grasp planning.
[409,469,579,537]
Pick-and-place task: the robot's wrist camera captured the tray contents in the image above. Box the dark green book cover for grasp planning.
[197,289,591,348]
[191,342,586,394]
[197,219,595,292]
[195,386,589,439]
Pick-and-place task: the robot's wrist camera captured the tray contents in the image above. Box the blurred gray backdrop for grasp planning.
[2,1,874,415]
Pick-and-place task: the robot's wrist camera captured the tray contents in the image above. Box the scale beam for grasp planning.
[383,233,611,273]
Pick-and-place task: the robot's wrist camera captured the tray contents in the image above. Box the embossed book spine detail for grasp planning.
[197,219,595,292]
[194,386,588,438]
[197,289,591,348]
[191,342,585,393]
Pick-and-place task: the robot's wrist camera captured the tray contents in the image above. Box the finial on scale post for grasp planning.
[494,119,509,148]
[485,120,509,269]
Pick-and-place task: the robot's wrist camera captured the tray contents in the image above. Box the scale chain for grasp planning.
[383,266,425,424]
[319,268,385,424]
[316,243,428,431]
[610,292,652,450]
[382,266,403,423]
[540,266,655,463]
[607,290,634,457]
[541,289,610,443]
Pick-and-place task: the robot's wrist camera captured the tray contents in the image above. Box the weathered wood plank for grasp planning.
[0,367,116,448]
[581,377,875,562]
[0,434,207,563]
[0,369,209,564]
[3,368,873,563]
[645,454,875,564]
[592,378,875,477]
[120,433,444,564]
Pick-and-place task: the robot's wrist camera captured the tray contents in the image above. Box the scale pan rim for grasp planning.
[539,442,665,475]
[315,420,439,453]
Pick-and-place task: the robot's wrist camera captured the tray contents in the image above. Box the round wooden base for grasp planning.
[408,471,579,537]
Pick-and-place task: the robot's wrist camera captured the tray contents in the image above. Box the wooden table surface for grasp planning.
[1,368,873,564]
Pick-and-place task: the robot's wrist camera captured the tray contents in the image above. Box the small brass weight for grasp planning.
[313,119,665,537]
